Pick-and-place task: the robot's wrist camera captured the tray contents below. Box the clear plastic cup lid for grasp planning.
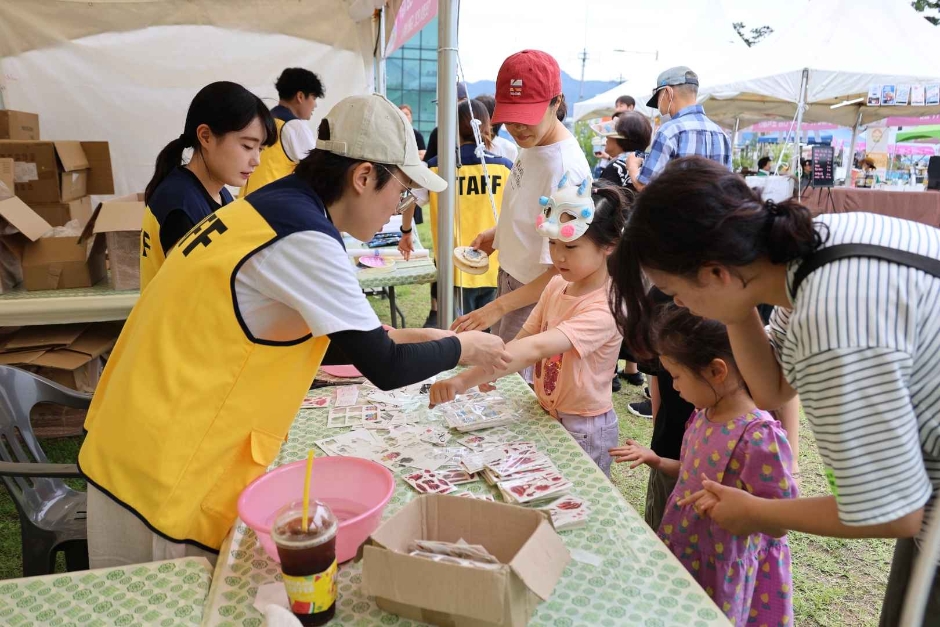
[271,500,338,547]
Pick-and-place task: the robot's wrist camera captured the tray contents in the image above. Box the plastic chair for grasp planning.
[0,365,92,576]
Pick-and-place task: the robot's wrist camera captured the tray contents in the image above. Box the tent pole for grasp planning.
[793,68,808,200]
[731,117,740,168]
[374,7,387,95]
[436,0,458,329]
[844,107,863,187]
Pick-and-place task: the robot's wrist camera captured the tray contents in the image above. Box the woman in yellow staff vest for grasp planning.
[79,94,512,568]
[140,81,277,290]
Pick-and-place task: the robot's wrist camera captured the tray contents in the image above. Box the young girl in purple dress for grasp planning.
[610,305,797,626]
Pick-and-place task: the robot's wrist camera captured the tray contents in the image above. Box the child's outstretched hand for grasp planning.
[679,476,783,536]
[428,376,469,408]
[609,439,661,469]
[678,473,720,517]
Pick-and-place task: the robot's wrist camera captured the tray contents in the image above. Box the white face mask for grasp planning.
[535,172,595,242]
[658,89,674,122]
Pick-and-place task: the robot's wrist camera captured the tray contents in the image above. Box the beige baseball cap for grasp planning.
[315,93,446,192]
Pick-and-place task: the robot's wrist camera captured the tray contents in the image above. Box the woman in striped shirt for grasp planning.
[610,156,940,625]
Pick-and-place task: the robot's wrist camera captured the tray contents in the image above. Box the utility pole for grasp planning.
[578,48,588,100]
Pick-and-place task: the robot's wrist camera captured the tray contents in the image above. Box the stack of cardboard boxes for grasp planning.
[0,109,144,390]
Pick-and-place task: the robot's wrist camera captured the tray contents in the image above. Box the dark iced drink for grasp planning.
[272,500,338,626]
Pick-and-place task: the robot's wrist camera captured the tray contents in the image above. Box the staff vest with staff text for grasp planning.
[240,105,299,197]
[80,175,333,552]
[139,167,233,291]
[428,144,513,288]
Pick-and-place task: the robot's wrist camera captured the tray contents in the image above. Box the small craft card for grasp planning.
[334,385,360,407]
[301,396,331,409]
[538,494,590,531]
[327,405,379,428]
[498,470,572,504]
[403,469,457,495]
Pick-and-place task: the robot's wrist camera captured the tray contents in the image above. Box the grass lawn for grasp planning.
[0,221,892,625]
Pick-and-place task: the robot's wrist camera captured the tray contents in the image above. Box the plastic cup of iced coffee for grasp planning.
[271,500,339,626]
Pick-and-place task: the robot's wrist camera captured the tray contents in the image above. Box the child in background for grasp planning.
[430,179,626,475]
[610,306,796,626]
[400,99,513,316]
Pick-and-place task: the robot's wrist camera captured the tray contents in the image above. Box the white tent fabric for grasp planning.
[571,0,743,123]
[0,0,401,196]
[698,0,940,127]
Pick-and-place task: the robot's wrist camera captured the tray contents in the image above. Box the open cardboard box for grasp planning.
[0,158,13,197]
[30,196,93,228]
[0,194,106,291]
[80,193,145,290]
[0,140,113,204]
[0,322,121,392]
[361,494,570,627]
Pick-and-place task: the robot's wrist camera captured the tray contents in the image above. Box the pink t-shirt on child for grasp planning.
[522,275,622,417]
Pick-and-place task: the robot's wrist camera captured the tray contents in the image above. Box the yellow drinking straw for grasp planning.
[301,450,314,530]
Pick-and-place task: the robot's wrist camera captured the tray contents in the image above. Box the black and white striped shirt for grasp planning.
[769,212,940,532]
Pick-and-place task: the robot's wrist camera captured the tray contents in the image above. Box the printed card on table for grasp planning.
[403,469,457,495]
[301,395,331,409]
[334,385,360,407]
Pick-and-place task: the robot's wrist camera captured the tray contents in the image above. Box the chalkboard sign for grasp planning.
[811,145,835,188]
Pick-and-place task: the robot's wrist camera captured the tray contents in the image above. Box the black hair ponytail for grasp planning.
[145,81,277,204]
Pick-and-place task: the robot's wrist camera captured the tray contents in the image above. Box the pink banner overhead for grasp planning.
[385,0,437,55]
[836,140,936,156]
[884,114,940,127]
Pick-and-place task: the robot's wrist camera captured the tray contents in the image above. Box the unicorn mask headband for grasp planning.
[535,173,595,242]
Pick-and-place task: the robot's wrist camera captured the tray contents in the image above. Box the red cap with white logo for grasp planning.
[492,50,562,126]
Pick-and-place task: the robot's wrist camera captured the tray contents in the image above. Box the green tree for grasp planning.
[574,120,599,169]
[912,0,940,25]
[732,22,774,47]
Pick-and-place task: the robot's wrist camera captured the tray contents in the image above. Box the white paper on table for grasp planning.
[334,385,359,407]
[253,582,291,614]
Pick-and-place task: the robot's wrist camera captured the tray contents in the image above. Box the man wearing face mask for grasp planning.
[619,67,734,494]
[626,66,730,191]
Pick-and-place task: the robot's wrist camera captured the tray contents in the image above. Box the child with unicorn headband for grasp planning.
[430,175,628,475]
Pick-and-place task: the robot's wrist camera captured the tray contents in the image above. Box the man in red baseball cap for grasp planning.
[454,50,591,383]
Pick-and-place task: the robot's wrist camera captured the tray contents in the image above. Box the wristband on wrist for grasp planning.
[400,226,413,234]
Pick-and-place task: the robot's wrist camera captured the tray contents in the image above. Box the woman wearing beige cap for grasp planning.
[78,94,512,569]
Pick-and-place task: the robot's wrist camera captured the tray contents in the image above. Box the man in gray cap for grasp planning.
[626,66,730,191]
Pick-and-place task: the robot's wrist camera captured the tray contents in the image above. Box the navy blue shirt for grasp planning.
[149,167,233,254]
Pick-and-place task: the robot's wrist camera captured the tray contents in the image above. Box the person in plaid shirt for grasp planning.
[626,66,730,191]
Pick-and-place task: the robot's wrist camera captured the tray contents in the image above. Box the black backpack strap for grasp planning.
[791,243,940,299]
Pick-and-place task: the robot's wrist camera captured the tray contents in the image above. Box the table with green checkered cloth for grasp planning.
[355,258,436,290]
[0,557,213,626]
[202,374,728,627]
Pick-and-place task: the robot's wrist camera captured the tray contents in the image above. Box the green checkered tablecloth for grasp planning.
[355,258,437,290]
[202,375,728,627]
[0,557,213,626]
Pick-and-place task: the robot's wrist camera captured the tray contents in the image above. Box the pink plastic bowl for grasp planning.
[237,456,395,563]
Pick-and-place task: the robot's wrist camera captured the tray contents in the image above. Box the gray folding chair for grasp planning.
[0,365,92,576]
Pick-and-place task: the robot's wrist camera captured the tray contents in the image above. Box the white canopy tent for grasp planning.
[0,0,470,328]
[571,0,743,123]
[0,0,402,196]
[698,0,940,128]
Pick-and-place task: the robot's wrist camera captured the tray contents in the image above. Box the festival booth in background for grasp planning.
[697,0,940,184]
